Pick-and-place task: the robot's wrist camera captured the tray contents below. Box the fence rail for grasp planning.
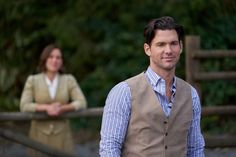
[194,72,236,81]
[0,108,103,121]
[193,50,236,58]
[1,106,236,122]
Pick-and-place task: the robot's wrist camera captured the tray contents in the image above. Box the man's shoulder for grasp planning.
[125,72,144,85]
[109,72,145,94]
[111,81,129,92]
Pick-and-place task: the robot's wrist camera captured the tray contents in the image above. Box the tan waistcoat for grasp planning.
[122,73,193,157]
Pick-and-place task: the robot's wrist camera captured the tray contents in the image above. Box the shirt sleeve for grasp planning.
[99,82,131,157]
[20,75,37,112]
[67,75,87,110]
[187,87,205,157]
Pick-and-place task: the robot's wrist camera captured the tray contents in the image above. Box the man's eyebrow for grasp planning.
[154,41,170,44]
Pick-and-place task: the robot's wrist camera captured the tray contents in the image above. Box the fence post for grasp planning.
[185,35,202,98]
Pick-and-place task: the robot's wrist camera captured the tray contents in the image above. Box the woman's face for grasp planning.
[45,48,63,73]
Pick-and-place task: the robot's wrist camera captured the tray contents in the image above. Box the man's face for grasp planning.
[144,29,182,72]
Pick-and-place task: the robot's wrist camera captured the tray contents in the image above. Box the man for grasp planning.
[99,16,205,157]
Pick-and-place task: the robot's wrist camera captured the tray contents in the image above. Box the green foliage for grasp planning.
[0,0,236,133]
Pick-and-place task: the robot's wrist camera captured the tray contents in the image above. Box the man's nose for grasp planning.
[164,45,172,53]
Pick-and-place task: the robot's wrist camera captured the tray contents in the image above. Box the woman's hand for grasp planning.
[46,102,61,116]
[36,102,75,116]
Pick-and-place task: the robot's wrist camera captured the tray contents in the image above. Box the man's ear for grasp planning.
[144,43,151,56]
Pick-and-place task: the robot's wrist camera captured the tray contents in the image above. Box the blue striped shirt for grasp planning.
[100,67,205,157]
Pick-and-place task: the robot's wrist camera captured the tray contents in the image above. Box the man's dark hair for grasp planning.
[144,16,184,45]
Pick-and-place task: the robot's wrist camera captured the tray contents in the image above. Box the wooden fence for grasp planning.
[185,35,236,148]
[1,106,236,152]
[185,35,236,97]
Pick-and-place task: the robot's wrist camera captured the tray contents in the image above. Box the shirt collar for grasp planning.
[45,73,59,87]
[145,67,176,93]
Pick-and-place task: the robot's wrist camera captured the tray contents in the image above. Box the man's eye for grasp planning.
[157,43,165,47]
[171,42,179,45]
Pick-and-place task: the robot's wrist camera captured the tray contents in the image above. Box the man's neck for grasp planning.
[149,66,175,101]
[150,67,175,84]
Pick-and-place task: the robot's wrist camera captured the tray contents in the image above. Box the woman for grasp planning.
[20,44,87,157]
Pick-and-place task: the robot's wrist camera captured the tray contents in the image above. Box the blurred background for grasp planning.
[0,0,236,156]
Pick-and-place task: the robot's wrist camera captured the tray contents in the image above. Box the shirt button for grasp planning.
[165,145,168,149]
[165,133,168,136]
[164,121,168,124]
